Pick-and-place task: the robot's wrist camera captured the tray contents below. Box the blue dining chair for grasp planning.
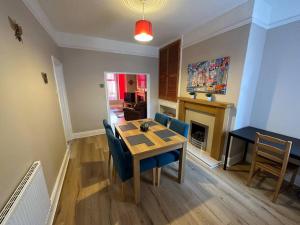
[103,119,130,179]
[154,113,169,127]
[103,118,128,148]
[106,129,158,198]
[103,119,113,133]
[103,119,114,176]
[155,118,189,186]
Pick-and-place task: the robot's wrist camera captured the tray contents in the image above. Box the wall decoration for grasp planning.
[41,73,48,84]
[8,16,23,43]
[187,56,230,94]
[128,79,134,85]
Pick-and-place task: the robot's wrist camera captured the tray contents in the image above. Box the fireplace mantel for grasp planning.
[178,97,233,160]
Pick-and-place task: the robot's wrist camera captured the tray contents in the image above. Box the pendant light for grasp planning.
[134,0,153,42]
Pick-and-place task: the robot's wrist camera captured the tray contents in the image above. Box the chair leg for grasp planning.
[152,168,156,186]
[108,151,112,178]
[273,175,285,203]
[156,167,161,187]
[112,165,116,184]
[247,163,256,186]
[290,167,299,187]
[121,182,125,200]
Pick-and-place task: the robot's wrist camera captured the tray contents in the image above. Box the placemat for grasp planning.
[119,122,137,131]
[126,134,154,146]
[154,129,176,142]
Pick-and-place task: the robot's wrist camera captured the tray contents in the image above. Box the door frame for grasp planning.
[52,56,73,141]
[104,72,151,125]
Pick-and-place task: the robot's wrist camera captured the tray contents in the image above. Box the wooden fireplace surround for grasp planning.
[178,97,233,160]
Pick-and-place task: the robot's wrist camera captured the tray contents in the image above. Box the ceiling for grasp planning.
[264,0,300,26]
[38,0,248,46]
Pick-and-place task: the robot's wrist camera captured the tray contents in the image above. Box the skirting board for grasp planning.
[72,129,105,139]
[222,152,244,167]
[47,145,71,225]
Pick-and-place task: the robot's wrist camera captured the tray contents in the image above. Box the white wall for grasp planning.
[265,0,300,26]
[251,21,300,139]
[235,23,267,129]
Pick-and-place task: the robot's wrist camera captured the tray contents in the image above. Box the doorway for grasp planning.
[104,72,150,125]
[52,56,72,142]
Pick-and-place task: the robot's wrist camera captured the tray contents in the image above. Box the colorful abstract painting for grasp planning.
[187,56,230,94]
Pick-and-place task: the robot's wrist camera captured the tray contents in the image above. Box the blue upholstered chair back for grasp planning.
[169,119,189,138]
[106,129,132,181]
[154,113,169,126]
[103,119,113,133]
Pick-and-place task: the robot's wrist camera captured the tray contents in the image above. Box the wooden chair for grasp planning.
[247,132,299,202]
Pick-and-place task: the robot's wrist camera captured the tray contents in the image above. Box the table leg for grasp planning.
[223,134,232,170]
[114,127,119,138]
[133,157,141,204]
[243,142,249,162]
[178,142,187,183]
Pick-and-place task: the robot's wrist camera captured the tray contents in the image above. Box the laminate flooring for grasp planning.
[53,135,300,225]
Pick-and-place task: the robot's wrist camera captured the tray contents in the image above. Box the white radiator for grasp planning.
[0,161,51,225]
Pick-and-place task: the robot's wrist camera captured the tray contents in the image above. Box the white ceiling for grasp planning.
[38,0,248,46]
[264,0,300,27]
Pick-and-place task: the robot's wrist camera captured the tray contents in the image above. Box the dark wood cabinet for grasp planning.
[159,40,181,102]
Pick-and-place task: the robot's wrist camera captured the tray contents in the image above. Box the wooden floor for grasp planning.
[53,135,300,225]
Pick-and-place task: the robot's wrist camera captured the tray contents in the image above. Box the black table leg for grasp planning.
[115,127,119,138]
[243,141,249,162]
[223,133,232,170]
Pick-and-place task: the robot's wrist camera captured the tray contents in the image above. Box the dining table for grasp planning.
[114,118,187,204]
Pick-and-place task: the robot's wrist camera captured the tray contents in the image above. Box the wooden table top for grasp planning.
[115,119,187,158]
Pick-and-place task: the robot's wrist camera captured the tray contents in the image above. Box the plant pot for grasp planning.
[190,94,196,99]
[207,97,212,102]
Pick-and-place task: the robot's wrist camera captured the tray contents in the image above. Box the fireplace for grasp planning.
[190,120,208,151]
[178,97,233,160]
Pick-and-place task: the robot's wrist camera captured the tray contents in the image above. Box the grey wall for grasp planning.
[251,21,300,139]
[180,24,250,130]
[0,0,66,208]
[61,48,158,132]
[180,24,251,159]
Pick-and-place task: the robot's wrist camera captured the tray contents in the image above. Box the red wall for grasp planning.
[118,74,126,99]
